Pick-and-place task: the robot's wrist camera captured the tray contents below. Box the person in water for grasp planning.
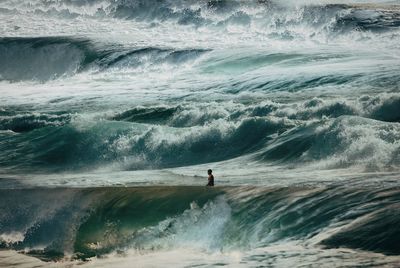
[207,169,214,186]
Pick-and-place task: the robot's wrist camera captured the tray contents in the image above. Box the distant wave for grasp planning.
[1,0,399,35]
[0,115,287,172]
[1,94,399,173]
[2,35,398,92]
[0,37,209,82]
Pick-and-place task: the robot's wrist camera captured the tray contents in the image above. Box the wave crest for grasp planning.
[1,186,399,260]
[0,37,208,82]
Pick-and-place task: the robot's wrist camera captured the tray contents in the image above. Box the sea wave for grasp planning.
[2,0,399,34]
[1,94,399,173]
[0,37,208,82]
[0,115,288,172]
[260,116,400,170]
[1,186,399,261]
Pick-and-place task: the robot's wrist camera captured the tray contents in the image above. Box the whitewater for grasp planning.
[0,0,400,267]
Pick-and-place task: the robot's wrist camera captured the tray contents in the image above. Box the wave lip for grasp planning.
[100,47,209,72]
[0,112,71,133]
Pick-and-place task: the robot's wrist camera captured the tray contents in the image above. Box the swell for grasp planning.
[0,116,287,172]
[1,94,399,173]
[0,37,209,82]
[1,36,398,86]
[0,186,399,261]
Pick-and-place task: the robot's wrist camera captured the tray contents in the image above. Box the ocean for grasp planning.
[0,0,399,267]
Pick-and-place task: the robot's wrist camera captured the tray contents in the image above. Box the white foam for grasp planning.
[0,231,25,244]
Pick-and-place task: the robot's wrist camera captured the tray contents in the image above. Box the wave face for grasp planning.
[0,38,86,82]
[0,37,208,82]
[0,186,399,265]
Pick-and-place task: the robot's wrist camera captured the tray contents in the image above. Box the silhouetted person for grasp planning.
[207,169,214,186]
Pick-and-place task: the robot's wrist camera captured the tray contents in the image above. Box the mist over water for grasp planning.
[0,0,400,267]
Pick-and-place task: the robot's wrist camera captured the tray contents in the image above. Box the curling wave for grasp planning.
[0,186,399,261]
[0,115,289,172]
[0,37,209,82]
[1,98,399,173]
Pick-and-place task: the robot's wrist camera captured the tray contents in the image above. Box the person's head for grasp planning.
[208,169,212,175]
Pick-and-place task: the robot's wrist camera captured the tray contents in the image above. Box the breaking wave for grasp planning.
[0,186,399,261]
[1,93,399,173]
[0,37,209,82]
[2,0,400,34]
